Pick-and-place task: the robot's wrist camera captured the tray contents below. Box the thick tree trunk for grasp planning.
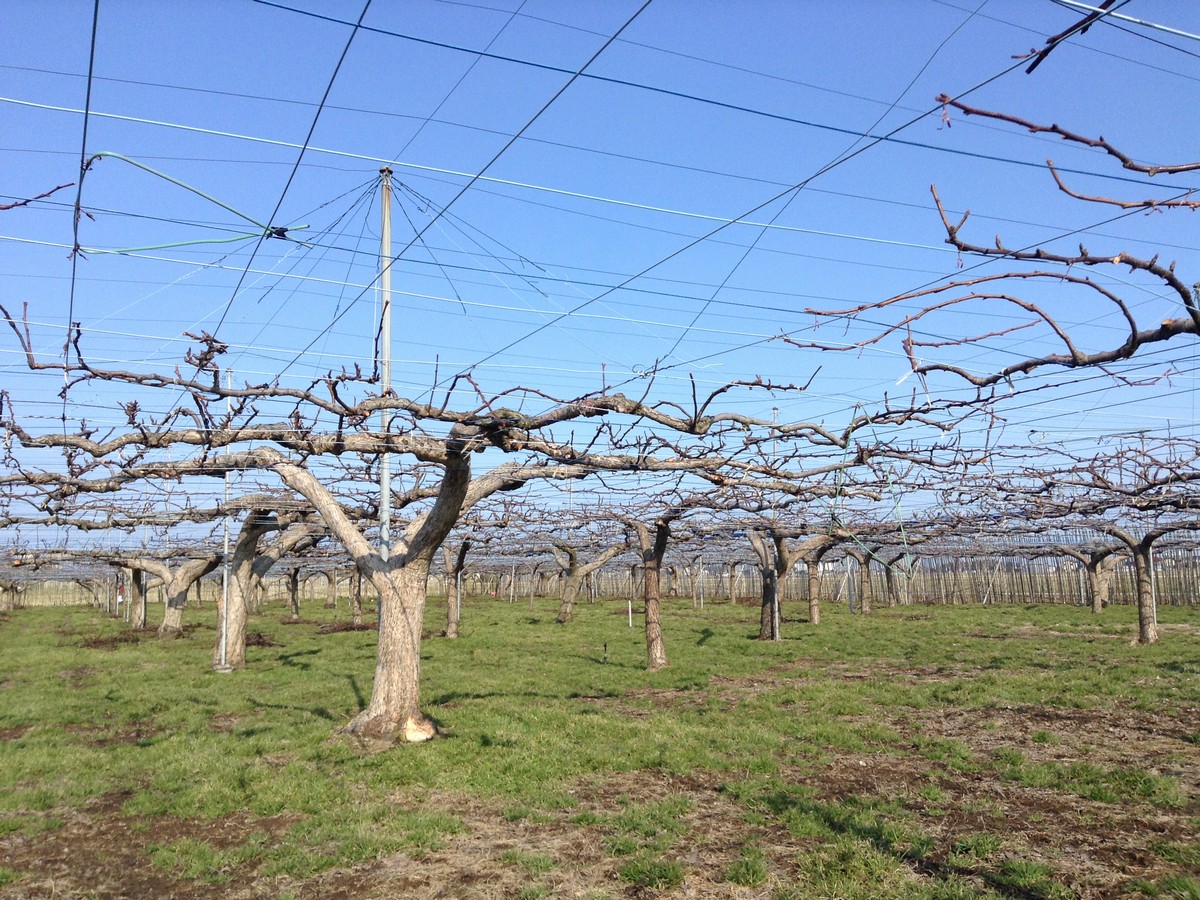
[1090,556,1119,614]
[155,557,221,637]
[444,569,460,640]
[343,562,437,742]
[759,569,780,640]
[214,575,250,669]
[214,515,275,670]
[556,575,583,624]
[443,541,469,638]
[636,521,671,671]
[853,554,873,614]
[160,585,188,635]
[644,559,668,670]
[1132,546,1158,645]
[324,569,337,609]
[128,568,147,630]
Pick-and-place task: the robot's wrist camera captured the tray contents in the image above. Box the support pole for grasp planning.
[217,367,233,673]
[378,167,393,625]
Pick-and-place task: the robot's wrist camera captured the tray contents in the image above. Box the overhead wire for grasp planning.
[659,0,989,364]
[63,0,101,435]
[448,9,1126,387]
[271,0,655,382]
[208,0,373,340]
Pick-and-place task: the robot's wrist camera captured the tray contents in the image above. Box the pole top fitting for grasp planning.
[380,166,393,177]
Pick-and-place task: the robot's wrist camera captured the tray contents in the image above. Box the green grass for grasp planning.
[725,844,769,886]
[499,849,555,876]
[0,597,1198,895]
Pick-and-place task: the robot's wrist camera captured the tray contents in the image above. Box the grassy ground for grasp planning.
[1,594,1198,898]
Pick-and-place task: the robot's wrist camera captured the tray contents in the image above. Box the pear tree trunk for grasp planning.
[343,561,438,742]
[1132,546,1158,645]
[806,560,821,626]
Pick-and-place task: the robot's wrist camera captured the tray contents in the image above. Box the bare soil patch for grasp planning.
[1,791,300,899]
[3,662,1198,898]
[79,631,143,650]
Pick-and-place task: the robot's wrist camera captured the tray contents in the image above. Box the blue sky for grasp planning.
[3,0,1199,509]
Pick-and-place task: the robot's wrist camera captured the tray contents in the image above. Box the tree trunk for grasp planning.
[155,556,221,637]
[352,571,363,626]
[1132,545,1159,645]
[343,562,437,742]
[128,568,147,630]
[214,514,276,670]
[636,521,671,671]
[759,569,779,641]
[286,568,301,620]
[160,584,188,635]
[324,569,337,609]
[644,558,668,670]
[1090,556,1119,614]
[443,541,469,638]
[854,554,873,614]
[807,560,821,626]
[556,574,583,624]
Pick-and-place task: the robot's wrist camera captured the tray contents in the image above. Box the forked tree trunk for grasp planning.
[213,513,277,670]
[749,531,796,641]
[156,557,220,637]
[555,542,629,624]
[848,551,873,615]
[1099,527,1164,646]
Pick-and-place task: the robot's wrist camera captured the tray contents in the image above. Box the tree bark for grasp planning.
[352,571,363,626]
[349,561,438,742]
[286,567,301,620]
[442,540,469,639]
[847,550,874,614]
[128,568,147,630]
[324,569,337,609]
[149,556,221,636]
[554,541,629,624]
[213,512,278,670]
[1131,544,1159,644]
[634,521,671,671]
[806,560,821,625]
[1092,555,1119,614]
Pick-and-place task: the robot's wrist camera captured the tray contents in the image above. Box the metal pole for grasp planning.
[217,367,233,672]
[378,167,393,625]
[1149,545,1159,626]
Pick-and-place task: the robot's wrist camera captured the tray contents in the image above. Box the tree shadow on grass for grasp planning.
[758,787,1063,900]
